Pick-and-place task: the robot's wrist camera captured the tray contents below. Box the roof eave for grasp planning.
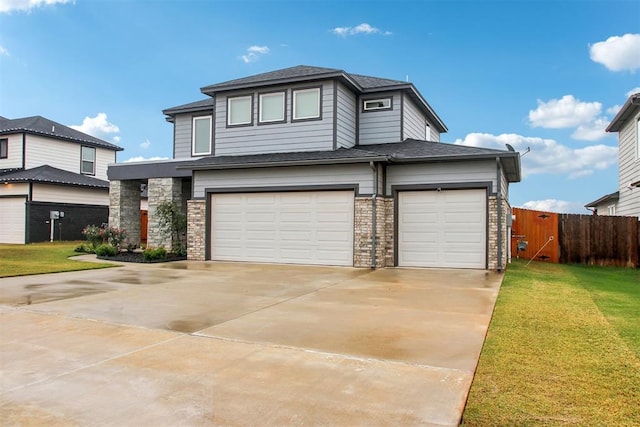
[180,155,389,171]
[0,129,124,151]
[606,94,640,132]
[584,191,620,208]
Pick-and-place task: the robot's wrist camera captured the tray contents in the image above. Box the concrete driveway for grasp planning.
[0,260,503,426]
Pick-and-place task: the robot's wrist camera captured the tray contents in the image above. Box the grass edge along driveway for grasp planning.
[462,260,640,426]
[0,242,116,278]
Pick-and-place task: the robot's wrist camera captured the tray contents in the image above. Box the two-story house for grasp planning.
[585,92,640,218]
[108,65,521,270]
[0,116,123,243]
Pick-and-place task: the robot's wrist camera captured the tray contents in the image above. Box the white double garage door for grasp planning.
[210,189,486,269]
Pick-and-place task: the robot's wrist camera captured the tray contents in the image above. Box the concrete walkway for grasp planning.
[0,261,503,426]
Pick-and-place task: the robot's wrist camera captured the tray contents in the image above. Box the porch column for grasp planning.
[108,180,141,248]
[147,177,184,250]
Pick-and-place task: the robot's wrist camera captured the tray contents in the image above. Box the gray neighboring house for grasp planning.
[0,116,123,243]
[586,92,640,218]
[108,65,521,270]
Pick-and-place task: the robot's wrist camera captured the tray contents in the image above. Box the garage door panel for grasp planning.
[212,191,354,266]
[0,198,26,244]
[398,190,486,269]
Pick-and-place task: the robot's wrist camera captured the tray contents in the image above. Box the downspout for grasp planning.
[496,157,503,271]
[370,161,378,269]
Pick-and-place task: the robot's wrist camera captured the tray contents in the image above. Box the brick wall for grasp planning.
[354,196,394,268]
[187,199,206,261]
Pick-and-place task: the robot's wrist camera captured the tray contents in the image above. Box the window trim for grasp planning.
[362,97,393,112]
[227,95,254,127]
[80,146,96,176]
[258,91,286,125]
[192,115,212,156]
[607,204,616,216]
[636,118,640,161]
[425,123,431,141]
[0,138,7,159]
[292,86,322,122]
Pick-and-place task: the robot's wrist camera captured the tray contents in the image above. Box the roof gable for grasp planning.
[0,116,123,151]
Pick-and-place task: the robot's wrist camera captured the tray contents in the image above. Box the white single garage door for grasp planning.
[398,189,486,269]
[0,197,26,244]
[211,191,354,266]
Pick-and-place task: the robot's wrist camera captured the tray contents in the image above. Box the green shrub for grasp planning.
[82,224,127,251]
[95,244,117,257]
[143,246,167,261]
[82,225,102,250]
[74,243,92,253]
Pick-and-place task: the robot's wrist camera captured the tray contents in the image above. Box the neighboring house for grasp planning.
[586,92,640,218]
[108,65,521,270]
[0,116,123,243]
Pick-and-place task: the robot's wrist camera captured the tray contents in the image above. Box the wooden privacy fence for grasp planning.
[511,207,639,268]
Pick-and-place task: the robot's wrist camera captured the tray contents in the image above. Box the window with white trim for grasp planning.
[637,118,639,160]
[81,146,95,175]
[259,92,285,123]
[227,95,252,126]
[363,98,392,111]
[192,116,212,155]
[293,87,320,120]
[0,138,7,159]
[607,204,616,216]
[425,124,431,141]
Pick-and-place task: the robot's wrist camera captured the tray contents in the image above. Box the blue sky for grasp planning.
[1,0,639,212]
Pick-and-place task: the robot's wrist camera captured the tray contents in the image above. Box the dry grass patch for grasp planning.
[462,261,640,426]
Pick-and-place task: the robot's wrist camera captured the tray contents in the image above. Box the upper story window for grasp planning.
[425,124,431,141]
[192,116,212,155]
[293,87,321,121]
[81,146,95,175]
[636,118,639,160]
[228,95,253,126]
[259,92,286,124]
[0,138,7,159]
[363,98,392,112]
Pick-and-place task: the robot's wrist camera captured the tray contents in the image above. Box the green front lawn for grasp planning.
[463,260,640,426]
[0,242,116,277]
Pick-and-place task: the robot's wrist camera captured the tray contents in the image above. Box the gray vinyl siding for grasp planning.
[403,96,440,142]
[173,114,193,159]
[358,92,401,145]
[214,81,334,156]
[616,110,640,217]
[172,110,214,159]
[335,81,356,148]
[193,163,374,198]
[386,161,498,194]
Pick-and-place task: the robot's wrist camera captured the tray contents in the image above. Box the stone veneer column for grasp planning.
[187,200,206,260]
[147,177,183,249]
[109,180,141,248]
[354,197,392,268]
[487,196,510,270]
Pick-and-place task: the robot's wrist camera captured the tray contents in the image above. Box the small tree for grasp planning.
[156,201,187,256]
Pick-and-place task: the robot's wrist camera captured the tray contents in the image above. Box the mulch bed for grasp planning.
[96,252,187,263]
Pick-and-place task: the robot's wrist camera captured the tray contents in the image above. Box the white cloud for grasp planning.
[331,22,392,37]
[520,199,588,214]
[0,0,73,13]
[606,105,621,115]
[454,132,618,179]
[124,156,170,163]
[589,33,640,72]
[571,117,610,141]
[240,45,269,63]
[140,138,151,149]
[626,87,640,97]
[0,45,8,56]
[112,136,121,143]
[528,95,601,129]
[70,113,120,141]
